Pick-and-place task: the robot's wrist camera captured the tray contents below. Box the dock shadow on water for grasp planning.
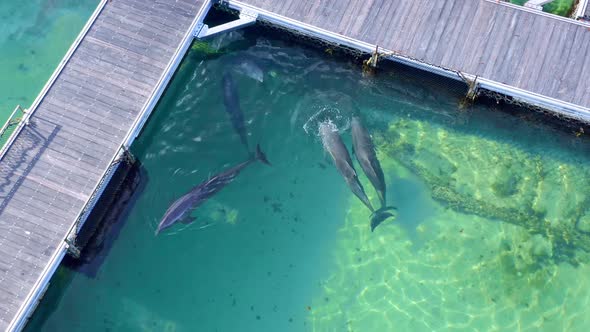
[26,16,590,332]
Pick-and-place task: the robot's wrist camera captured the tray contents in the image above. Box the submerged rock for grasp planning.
[373,118,590,262]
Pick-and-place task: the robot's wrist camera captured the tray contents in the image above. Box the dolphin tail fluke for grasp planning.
[370,206,397,232]
[255,144,271,166]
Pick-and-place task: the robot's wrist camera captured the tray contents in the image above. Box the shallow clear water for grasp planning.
[26,23,590,331]
[0,0,96,123]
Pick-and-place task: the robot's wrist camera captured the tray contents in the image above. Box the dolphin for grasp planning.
[233,58,264,83]
[156,144,270,235]
[351,116,396,231]
[222,72,249,151]
[319,121,374,212]
[351,116,386,206]
[370,208,397,232]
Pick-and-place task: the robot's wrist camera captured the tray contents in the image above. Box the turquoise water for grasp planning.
[26,22,590,331]
[0,0,96,124]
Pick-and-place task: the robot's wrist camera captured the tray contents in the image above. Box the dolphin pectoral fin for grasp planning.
[255,144,271,166]
[180,215,197,225]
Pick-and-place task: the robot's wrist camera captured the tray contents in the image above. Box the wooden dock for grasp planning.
[1,0,590,331]
[0,0,209,330]
[226,0,590,118]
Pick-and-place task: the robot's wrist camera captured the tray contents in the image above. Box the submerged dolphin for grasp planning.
[351,116,397,231]
[222,72,250,151]
[156,145,270,235]
[233,58,264,83]
[351,116,386,206]
[319,121,374,212]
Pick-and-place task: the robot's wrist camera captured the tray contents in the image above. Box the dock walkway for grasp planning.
[227,0,590,118]
[0,0,208,330]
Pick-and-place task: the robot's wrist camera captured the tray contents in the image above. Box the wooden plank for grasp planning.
[556,25,590,101]
[352,0,384,38]
[388,0,421,52]
[375,0,406,50]
[479,7,514,80]
[444,0,484,71]
[92,18,178,52]
[41,145,105,178]
[64,61,151,100]
[338,0,367,36]
[434,0,474,67]
[572,43,590,106]
[43,96,132,134]
[12,157,91,204]
[112,1,192,31]
[362,0,395,46]
[402,1,436,57]
[13,180,82,215]
[538,22,578,97]
[512,14,547,87]
[31,116,116,160]
[82,36,166,76]
[0,219,54,254]
[493,13,535,83]
[527,21,567,93]
[56,79,140,111]
[101,8,181,42]
[483,8,521,83]
[422,0,458,63]
[88,26,172,63]
[46,86,137,123]
[68,54,156,96]
[34,154,98,187]
[413,0,451,61]
[1,206,63,236]
[39,103,125,145]
[57,71,146,119]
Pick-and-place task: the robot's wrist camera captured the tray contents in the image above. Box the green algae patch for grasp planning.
[190,41,224,56]
[509,0,575,16]
[543,0,575,16]
[373,118,590,262]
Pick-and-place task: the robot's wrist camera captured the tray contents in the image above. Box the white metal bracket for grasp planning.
[195,9,258,39]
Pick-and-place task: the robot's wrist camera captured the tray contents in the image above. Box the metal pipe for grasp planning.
[575,0,589,19]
